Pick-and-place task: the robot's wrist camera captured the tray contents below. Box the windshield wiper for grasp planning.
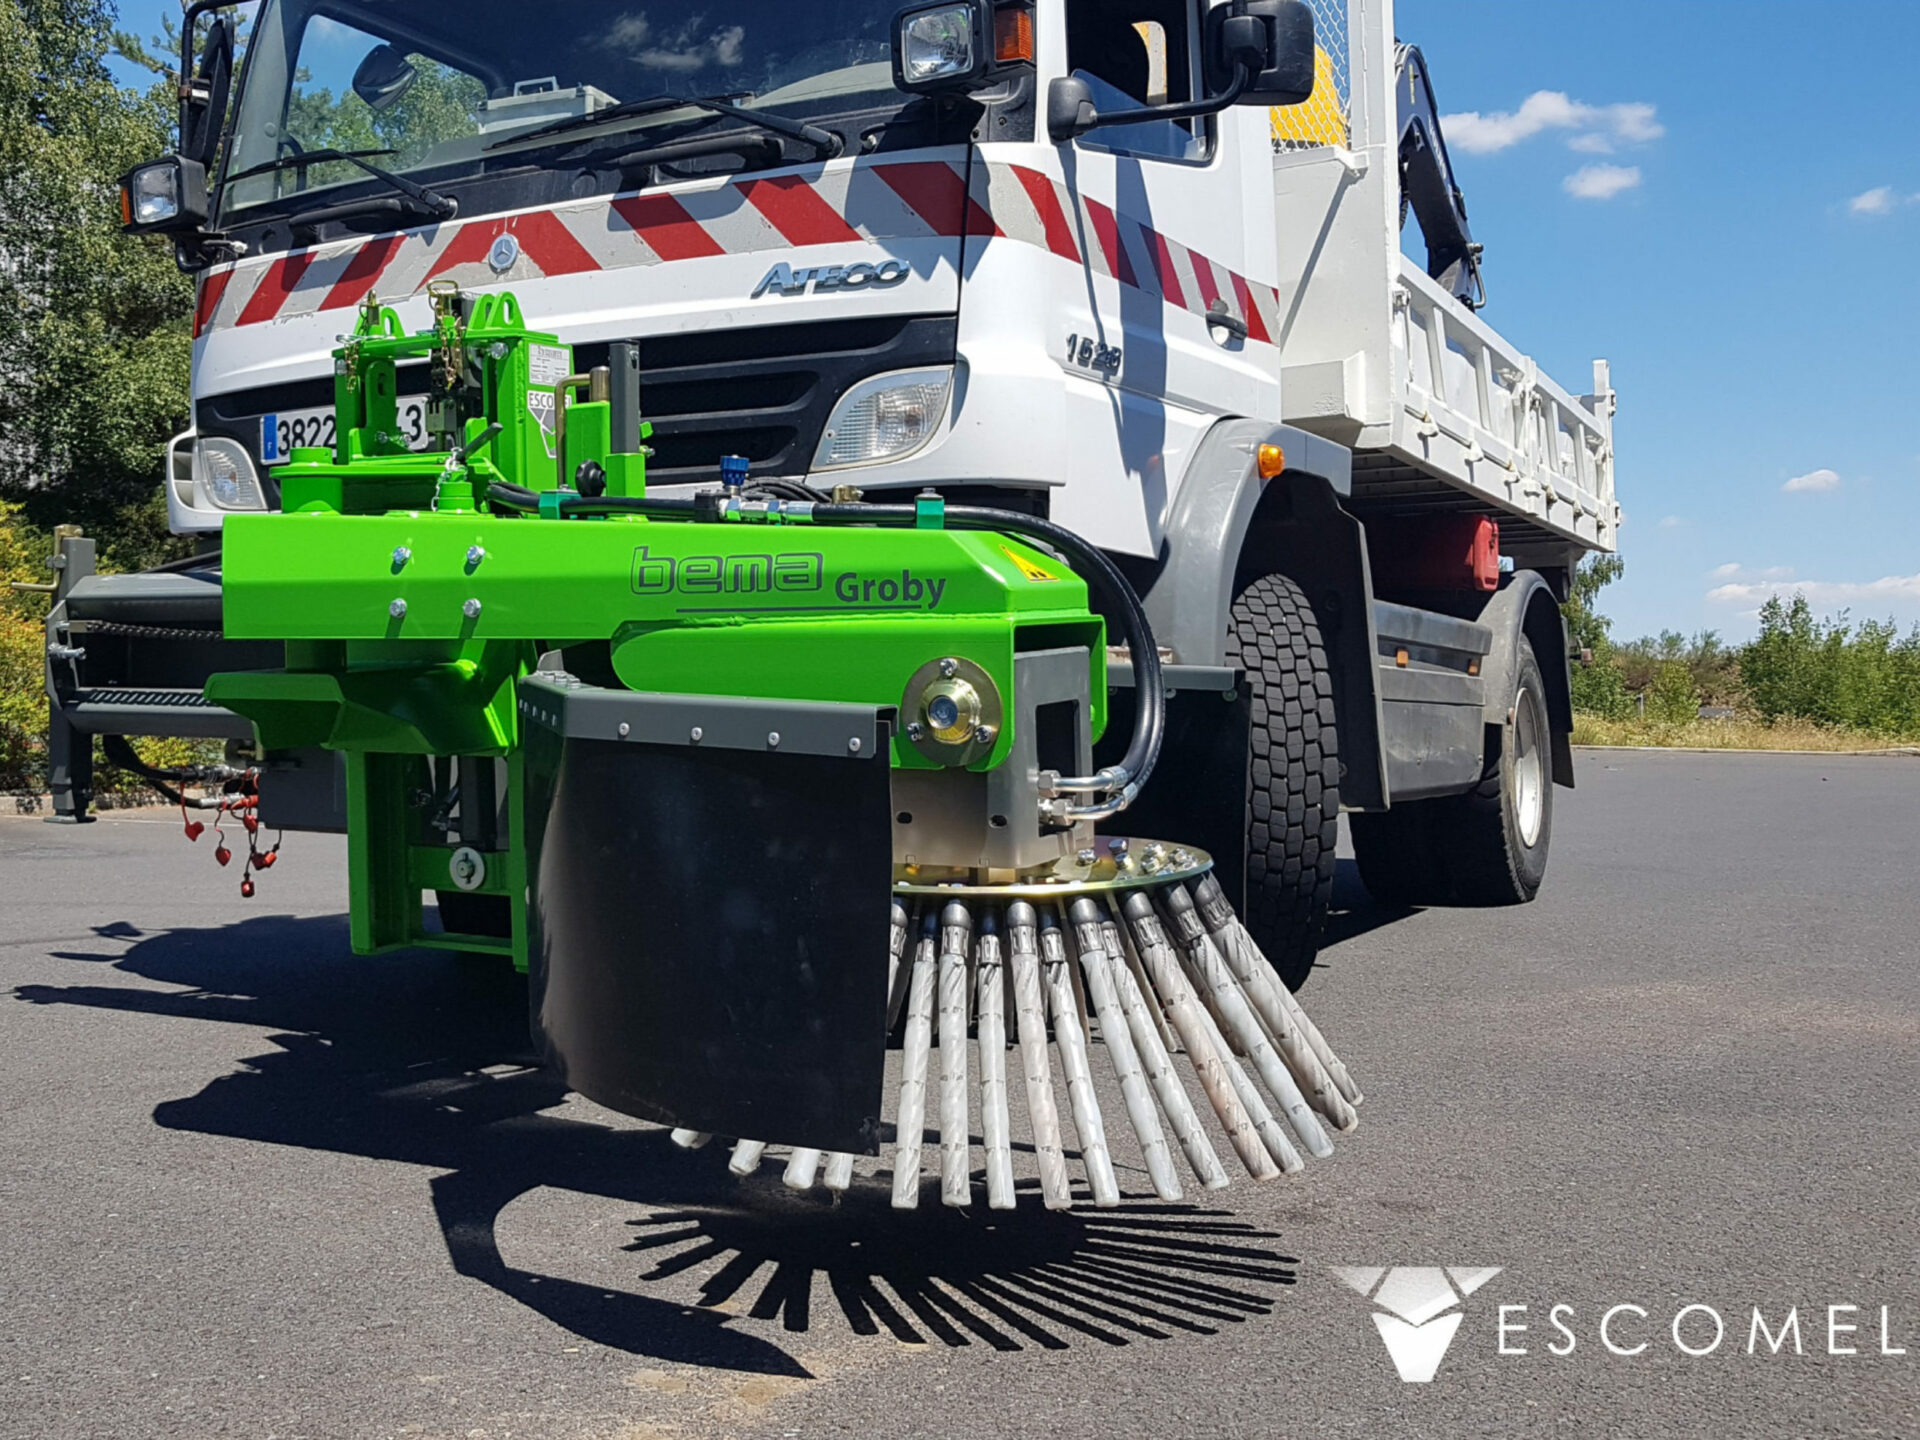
[224,147,457,220]
[579,129,784,175]
[290,194,456,233]
[489,92,841,159]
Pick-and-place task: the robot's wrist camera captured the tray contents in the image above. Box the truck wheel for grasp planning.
[1350,637,1552,907]
[1444,636,1553,904]
[1227,573,1340,991]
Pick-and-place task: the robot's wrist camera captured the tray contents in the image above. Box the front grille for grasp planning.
[197,312,960,492]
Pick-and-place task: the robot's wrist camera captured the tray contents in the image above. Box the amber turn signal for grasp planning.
[1256,442,1286,479]
[994,5,1034,63]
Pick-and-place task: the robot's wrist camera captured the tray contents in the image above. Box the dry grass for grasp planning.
[1572,712,1920,753]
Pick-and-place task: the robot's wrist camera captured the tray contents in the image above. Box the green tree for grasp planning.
[0,505,53,789]
[1647,659,1701,726]
[1740,594,1920,734]
[1564,553,1632,719]
[1741,594,1832,723]
[0,0,193,571]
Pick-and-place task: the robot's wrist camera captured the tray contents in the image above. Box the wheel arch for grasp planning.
[1473,572,1576,788]
[1139,418,1387,810]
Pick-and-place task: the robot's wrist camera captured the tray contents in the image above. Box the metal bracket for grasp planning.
[518,674,892,760]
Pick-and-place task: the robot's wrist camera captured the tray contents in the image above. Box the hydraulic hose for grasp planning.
[482,485,1167,815]
[942,505,1165,819]
[101,734,245,808]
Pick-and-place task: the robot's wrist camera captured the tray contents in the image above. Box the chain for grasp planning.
[77,621,223,641]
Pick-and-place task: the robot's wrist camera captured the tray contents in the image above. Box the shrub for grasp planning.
[1740,594,1920,732]
[1646,660,1702,726]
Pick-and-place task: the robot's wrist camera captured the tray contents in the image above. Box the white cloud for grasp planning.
[1443,91,1662,156]
[1782,467,1840,493]
[1564,164,1641,201]
[1846,185,1920,215]
[1708,573,1920,614]
[1658,515,1686,528]
[1712,563,1794,581]
[1710,562,1742,579]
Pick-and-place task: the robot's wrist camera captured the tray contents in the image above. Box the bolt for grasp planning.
[466,545,486,567]
[689,726,704,743]
[1107,837,1130,856]
[767,731,781,748]
[848,736,863,754]
[905,721,925,741]
[389,598,407,619]
[392,546,412,568]
[1171,849,1195,868]
[462,598,483,619]
[617,721,630,738]
[1076,848,1098,867]
[938,657,958,678]
[974,725,994,744]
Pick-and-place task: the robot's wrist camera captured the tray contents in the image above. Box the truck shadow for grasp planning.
[15,914,1299,1364]
[1318,857,1420,955]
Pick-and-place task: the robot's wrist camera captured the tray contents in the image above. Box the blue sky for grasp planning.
[1399,0,1920,641]
[110,1,1920,641]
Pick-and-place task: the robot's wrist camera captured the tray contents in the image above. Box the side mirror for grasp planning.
[891,0,1032,94]
[119,155,211,235]
[1046,75,1099,141]
[1204,0,1316,108]
[353,44,419,113]
[180,13,234,168]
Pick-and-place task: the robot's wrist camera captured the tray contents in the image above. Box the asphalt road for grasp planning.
[3,749,1917,1440]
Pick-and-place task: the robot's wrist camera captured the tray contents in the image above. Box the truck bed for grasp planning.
[1268,0,1620,567]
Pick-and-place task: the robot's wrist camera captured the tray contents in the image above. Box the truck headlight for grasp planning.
[130,163,183,224]
[193,436,267,511]
[892,1,989,90]
[813,368,953,471]
[117,154,208,234]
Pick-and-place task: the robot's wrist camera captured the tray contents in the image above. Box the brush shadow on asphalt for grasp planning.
[14,913,1310,1369]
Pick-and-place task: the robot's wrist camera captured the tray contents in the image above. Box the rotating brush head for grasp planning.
[678,846,1362,1210]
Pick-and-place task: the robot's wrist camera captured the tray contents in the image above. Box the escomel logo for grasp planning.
[1334,1266,1503,1382]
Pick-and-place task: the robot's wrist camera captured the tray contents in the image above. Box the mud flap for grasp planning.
[520,676,894,1154]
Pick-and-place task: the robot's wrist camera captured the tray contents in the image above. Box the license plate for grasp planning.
[260,400,432,464]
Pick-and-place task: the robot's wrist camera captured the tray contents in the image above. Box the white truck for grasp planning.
[58,0,1618,983]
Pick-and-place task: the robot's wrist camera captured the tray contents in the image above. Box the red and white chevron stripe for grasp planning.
[194,156,1279,346]
[971,162,1279,344]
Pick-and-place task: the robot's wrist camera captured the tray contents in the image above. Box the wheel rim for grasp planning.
[1512,681,1545,848]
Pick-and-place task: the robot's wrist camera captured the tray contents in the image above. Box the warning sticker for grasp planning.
[527,343,571,389]
[1000,545,1058,583]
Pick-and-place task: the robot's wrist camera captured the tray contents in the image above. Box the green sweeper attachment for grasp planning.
[208,287,1362,1212]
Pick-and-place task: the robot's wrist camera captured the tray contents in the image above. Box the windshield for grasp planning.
[220,0,904,219]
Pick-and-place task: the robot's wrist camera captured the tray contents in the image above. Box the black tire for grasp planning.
[1445,637,1553,904]
[1350,638,1553,907]
[1227,573,1340,991]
